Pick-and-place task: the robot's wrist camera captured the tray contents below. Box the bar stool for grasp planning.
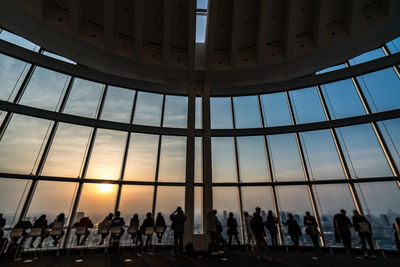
[9,228,24,261]
[74,227,88,256]
[110,226,122,251]
[28,228,43,260]
[143,227,154,255]
[48,222,63,256]
[127,225,139,253]
[155,226,166,251]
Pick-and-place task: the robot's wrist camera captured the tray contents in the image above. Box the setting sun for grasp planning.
[98,183,112,193]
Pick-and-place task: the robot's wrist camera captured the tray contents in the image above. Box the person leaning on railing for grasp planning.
[73,216,93,246]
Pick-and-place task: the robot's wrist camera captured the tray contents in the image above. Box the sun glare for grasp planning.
[98,183,112,193]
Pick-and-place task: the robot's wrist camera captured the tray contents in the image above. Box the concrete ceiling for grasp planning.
[1,0,400,89]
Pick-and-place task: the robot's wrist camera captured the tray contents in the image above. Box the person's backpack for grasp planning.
[358,221,370,233]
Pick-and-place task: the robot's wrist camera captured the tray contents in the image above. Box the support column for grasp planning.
[202,86,213,240]
[184,85,195,245]
[286,91,326,247]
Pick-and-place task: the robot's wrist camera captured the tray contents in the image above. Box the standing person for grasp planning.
[170,207,187,256]
[304,211,320,254]
[253,207,273,261]
[98,213,113,245]
[265,210,279,246]
[0,213,5,240]
[29,214,48,248]
[140,212,154,246]
[155,212,166,243]
[333,209,353,255]
[283,213,301,253]
[352,210,376,258]
[129,214,142,245]
[111,211,125,244]
[243,212,255,251]
[49,213,65,246]
[394,217,400,253]
[208,210,219,255]
[226,212,240,247]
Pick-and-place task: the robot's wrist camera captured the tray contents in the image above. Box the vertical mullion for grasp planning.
[347,61,400,185]
[17,76,75,222]
[63,84,108,249]
[286,91,326,247]
[316,84,364,214]
[257,94,284,245]
[114,90,138,213]
[230,96,245,243]
[152,94,166,216]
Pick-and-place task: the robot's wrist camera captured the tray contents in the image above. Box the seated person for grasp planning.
[129,214,142,245]
[140,212,154,246]
[155,212,166,243]
[11,220,32,246]
[98,213,113,245]
[111,211,125,243]
[29,214,47,248]
[73,217,93,246]
[49,213,65,246]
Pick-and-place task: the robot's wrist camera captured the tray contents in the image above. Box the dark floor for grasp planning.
[1,248,400,267]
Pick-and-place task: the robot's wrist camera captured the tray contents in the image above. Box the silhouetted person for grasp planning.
[140,212,154,246]
[216,213,228,249]
[49,213,65,246]
[170,207,187,256]
[394,217,400,253]
[333,209,352,255]
[129,214,142,245]
[227,212,240,247]
[29,214,47,248]
[304,211,320,254]
[11,220,32,246]
[98,213,113,245]
[73,216,93,245]
[0,213,5,240]
[352,210,376,258]
[111,211,125,244]
[244,212,255,251]
[283,213,301,252]
[155,212,166,243]
[253,207,272,261]
[265,210,279,246]
[208,210,218,254]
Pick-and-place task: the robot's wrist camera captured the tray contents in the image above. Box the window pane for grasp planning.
[0,178,31,227]
[100,86,135,123]
[276,185,314,246]
[241,187,274,219]
[197,0,208,9]
[163,95,188,128]
[355,182,400,250]
[336,124,392,178]
[349,48,385,65]
[196,15,207,43]
[195,137,202,183]
[211,137,237,183]
[268,134,304,181]
[155,186,185,225]
[378,118,400,170]
[233,96,261,128]
[0,114,51,174]
[42,123,92,178]
[194,186,203,234]
[76,183,118,224]
[86,129,127,180]
[260,92,292,127]
[289,87,326,124]
[26,181,77,223]
[42,50,76,64]
[133,92,163,126]
[313,184,356,246]
[158,136,186,182]
[195,97,202,129]
[124,133,159,182]
[386,36,400,54]
[118,185,154,222]
[237,136,269,182]
[213,187,242,242]
[357,68,400,113]
[0,30,40,51]
[63,78,104,118]
[316,63,346,74]
[19,67,70,111]
[299,130,345,180]
[210,97,233,129]
[320,79,365,119]
[0,53,30,101]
